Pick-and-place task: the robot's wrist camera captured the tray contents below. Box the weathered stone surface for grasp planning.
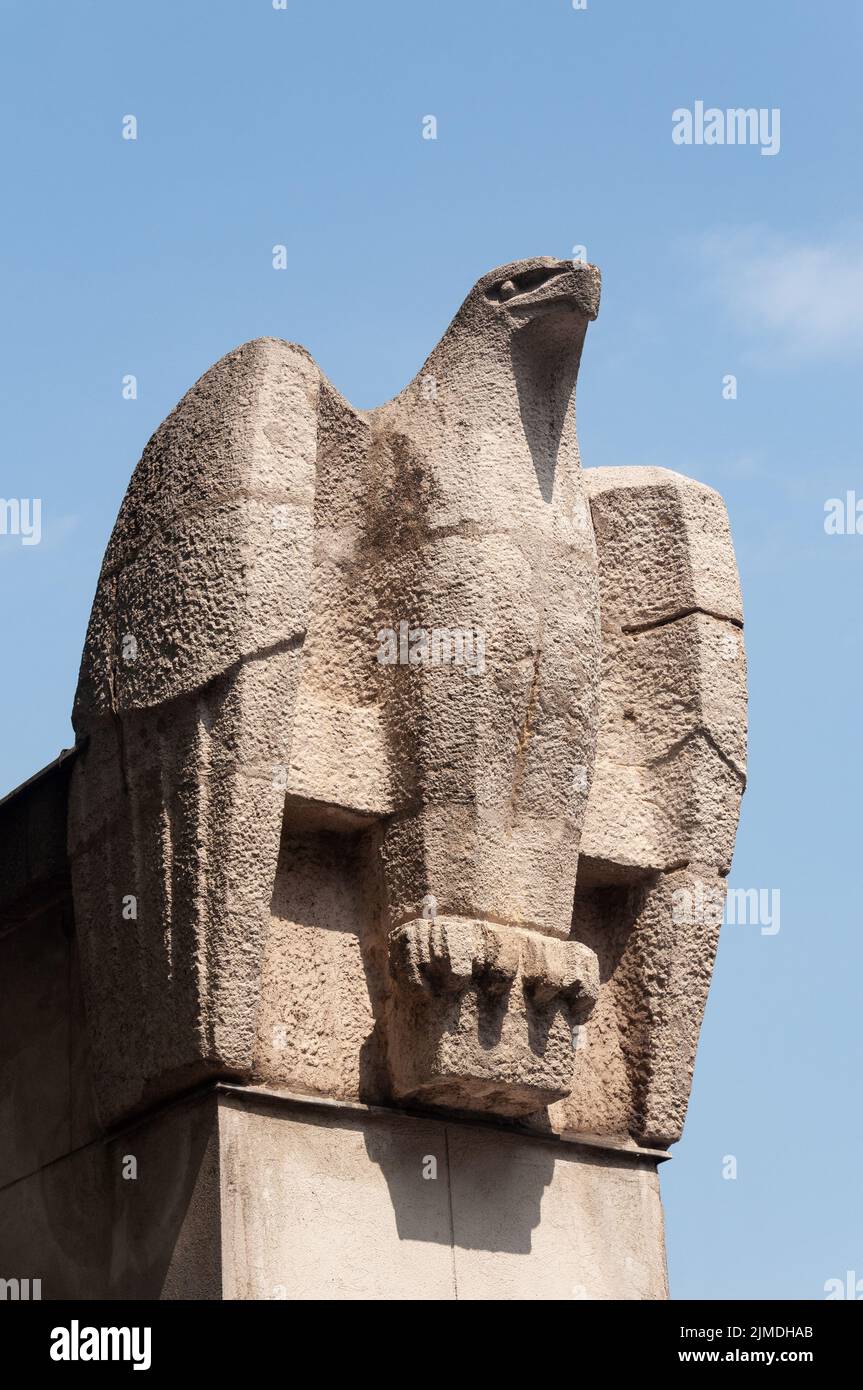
[252,823,389,1103]
[558,466,748,1146]
[368,260,602,947]
[581,467,746,881]
[386,917,598,1115]
[63,260,745,1147]
[585,465,743,630]
[68,259,608,1124]
[554,868,728,1146]
[1,256,751,1302]
[609,867,728,1147]
[69,340,330,1124]
[583,610,747,876]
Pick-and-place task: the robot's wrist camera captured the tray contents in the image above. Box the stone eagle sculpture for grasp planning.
[69,258,746,1146]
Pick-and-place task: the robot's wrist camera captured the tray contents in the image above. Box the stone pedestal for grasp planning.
[0,1085,668,1301]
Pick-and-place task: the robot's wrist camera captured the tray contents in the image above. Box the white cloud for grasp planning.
[700,227,863,363]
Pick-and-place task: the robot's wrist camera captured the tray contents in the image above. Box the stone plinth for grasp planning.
[0,1084,668,1301]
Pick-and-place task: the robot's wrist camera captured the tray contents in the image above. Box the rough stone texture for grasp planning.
[69,258,613,1125]
[386,918,598,1115]
[555,466,747,1146]
[552,869,731,1146]
[367,259,602,947]
[252,823,388,1102]
[584,465,743,630]
[581,467,746,881]
[0,255,744,1295]
[69,339,322,1126]
[0,257,747,1299]
[65,262,745,1140]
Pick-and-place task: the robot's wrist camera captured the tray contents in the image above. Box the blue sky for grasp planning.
[1,0,860,1299]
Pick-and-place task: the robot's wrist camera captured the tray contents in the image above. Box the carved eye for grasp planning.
[487,266,570,304]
